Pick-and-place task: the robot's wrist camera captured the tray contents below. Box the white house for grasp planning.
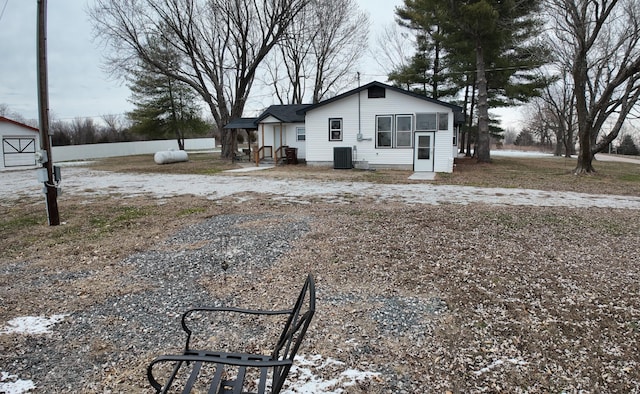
[0,116,40,171]
[227,81,464,172]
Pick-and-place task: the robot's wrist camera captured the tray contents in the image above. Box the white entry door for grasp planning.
[414,132,434,172]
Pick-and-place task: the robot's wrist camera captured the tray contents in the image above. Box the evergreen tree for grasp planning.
[617,135,639,156]
[126,44,208,150]
[395,0,548,162]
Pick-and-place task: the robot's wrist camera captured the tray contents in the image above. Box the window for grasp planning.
[376,115,413,148]
[368,85,386,98]
[416,113,437,131]
[376,115,393,148]
[329,118,342,141]
[416,112,449,132]
[395,115,413,148]
[438,113,449,130]
[296,127,306,141]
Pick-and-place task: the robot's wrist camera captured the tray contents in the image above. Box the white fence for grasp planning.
[52,138,216,162]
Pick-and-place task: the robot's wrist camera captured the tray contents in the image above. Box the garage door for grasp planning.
[3,137,37,167]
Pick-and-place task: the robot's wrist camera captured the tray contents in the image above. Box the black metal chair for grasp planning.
[147,274,315,394]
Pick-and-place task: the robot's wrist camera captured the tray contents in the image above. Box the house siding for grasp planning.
[305,89,456,172]
[258,122,306,159]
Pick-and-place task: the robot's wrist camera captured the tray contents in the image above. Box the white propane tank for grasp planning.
[154,150,189,164]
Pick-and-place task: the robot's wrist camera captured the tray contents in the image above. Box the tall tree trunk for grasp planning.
[573,43,595,173]
[475,43,490,163]
[460,75,470,155]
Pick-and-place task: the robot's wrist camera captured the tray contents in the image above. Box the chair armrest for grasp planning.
[147,353,293,392]
[181,307,293,352]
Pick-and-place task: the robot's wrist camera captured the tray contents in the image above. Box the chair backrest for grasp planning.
[270,274,315,393]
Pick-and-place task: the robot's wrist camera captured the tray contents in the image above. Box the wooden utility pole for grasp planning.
[37,0,60,225]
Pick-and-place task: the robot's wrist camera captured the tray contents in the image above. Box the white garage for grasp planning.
[0,116,40,171]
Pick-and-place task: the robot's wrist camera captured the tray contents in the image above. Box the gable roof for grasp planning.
[298,81,464,117]
[0,116,39,132]
[256,104,311,124]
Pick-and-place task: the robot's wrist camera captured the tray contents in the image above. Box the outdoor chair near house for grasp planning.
[147,274,315,394]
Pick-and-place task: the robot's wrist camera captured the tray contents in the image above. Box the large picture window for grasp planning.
[329,118,342,141]
[416,112,449,132]
[416,113,437,131]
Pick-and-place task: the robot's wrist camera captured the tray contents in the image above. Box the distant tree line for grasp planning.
[1,103,215,147]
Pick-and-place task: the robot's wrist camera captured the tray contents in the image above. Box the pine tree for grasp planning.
[395,0,548,162]
[617,135,639,156]
[126,44,208,150]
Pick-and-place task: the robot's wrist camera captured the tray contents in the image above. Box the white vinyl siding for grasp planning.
[304,88,456,172]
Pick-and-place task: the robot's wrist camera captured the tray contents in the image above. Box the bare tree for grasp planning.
[89,0,307,159]
[261,0,369,104]
[541,71,577,157]
[546,0,640,173]
[310,0,369,103]
[262,3,316,104]
[370,23,415,80]
[0,104,28,124]
[101,114,130,142]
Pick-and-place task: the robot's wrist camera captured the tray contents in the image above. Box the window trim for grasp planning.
[375,115,393,148]
[415,112,437,132]
[296,126,306,141]
[395,114,413,148]
[329,118,343,141]
[438,112,449,131]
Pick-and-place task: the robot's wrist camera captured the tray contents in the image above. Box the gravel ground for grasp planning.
[1,168,640,393]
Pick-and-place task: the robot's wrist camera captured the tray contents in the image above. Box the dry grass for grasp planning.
[2,154,640,393]
[89,152,640,195]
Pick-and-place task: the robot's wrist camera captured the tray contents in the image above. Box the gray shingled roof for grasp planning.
[223,118,259,129]
[256,104,312,123]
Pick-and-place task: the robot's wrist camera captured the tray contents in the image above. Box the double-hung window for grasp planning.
[376,115,393,148]
[395,115,413,148]
[296,127,306,141]
[329,118,342,141]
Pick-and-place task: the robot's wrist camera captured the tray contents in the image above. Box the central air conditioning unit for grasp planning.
[333,147,353,169]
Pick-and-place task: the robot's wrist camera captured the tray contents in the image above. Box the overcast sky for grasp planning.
[0,0,407,123]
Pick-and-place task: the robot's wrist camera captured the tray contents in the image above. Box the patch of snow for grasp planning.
[0,372,36,394]
[473,357,529,375]
[491,150,554,158]
[0,314,69,335]
[282,354,381,394]
[3,167,640,209]
[56,161,96,167]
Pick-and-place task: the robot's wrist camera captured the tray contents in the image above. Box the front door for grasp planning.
[414,132,434,172]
